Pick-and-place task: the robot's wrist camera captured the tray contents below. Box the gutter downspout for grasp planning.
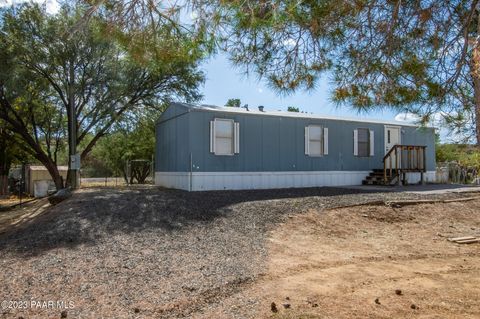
[189,153,193,192]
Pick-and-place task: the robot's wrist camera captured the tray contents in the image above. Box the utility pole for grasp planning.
[67,59,79,189]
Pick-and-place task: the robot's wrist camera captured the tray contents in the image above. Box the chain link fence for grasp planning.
[436,162,479,185]
[79,159,154,188]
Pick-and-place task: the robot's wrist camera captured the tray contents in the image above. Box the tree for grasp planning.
[0,3,204,189]
[197,0,480,145]
[225,98,241,107]
[287,106,299,112]
[91,114,156,184]
[0,122,33,195]
[0,126,18,194]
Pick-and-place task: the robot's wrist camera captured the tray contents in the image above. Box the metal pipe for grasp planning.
[189,153,193,192]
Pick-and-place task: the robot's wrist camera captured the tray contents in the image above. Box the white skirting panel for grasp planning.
[405,171,436,184]
[156,171,372,191]
[154,172,191,190]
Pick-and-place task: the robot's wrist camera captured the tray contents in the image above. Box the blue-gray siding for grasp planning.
[156,107,436,173]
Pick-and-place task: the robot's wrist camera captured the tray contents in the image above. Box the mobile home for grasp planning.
[155,103,435,191]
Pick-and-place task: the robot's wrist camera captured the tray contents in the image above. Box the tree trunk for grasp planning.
[472,68,480,145]
[0,138,10,195]
[0,162,8,196]
[122,168,129,185]
[42,156,64,191]
[476,93,480,146]
[0,175,7,195]
[473,9,480,146]
[1,91,64,191]
[66,59,79,189]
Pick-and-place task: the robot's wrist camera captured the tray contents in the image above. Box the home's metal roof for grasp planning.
[175,102,426,128]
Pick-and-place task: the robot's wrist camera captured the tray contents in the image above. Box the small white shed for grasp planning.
[25,165,68,197]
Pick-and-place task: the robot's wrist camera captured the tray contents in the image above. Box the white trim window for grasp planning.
[305,125,328,156]
[354,128,374,157]
[210,118,240,155]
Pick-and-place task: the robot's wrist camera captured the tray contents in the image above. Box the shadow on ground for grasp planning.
[352,183,480,193]
[0,186,381,256]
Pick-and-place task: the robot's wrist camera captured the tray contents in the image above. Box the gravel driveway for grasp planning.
[0,186,475,318]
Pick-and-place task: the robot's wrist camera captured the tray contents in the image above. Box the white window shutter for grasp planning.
[369,130,375,156]
[234,122,240,154]
[353,129,358,156]
[323,127,328,155]
[210,120,215,153]
[305,126,310,155]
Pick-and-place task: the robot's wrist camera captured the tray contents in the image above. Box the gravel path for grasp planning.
[0,186,476,318]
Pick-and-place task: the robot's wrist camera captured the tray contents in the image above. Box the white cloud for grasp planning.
[394,111,449,127]
[283,38,296,47]
[394,112,420,123]
[257,87,263,93]
[0,0,59,14]
[45,0,59,14]
[189,11,198,20]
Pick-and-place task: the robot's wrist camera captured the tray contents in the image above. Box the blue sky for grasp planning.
[0,0,426,125]
[2,0,447,138]
[200,53,404,122]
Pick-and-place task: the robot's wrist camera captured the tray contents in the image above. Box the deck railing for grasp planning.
[383,145,427,184]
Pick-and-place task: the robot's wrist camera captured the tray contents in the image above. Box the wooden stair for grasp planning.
[363,144,428,186]
[362,169,394,185]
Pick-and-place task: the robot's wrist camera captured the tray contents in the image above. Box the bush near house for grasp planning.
[436,144,480,169]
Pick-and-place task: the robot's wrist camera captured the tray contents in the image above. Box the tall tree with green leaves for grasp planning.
[91,113,156,184]
[225,98,241,107]
[287,106,299,112]
[0,3,204,189]
[194,0,480,145]
[0,124,30,195]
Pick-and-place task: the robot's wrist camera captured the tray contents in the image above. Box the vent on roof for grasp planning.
[258,105,264,112]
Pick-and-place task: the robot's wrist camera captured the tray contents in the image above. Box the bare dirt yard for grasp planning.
[0,186,479,319]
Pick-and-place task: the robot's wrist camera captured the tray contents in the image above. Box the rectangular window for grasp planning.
[305,125,328,156]
[357,128,370,157]
[308,125,323,156]
[210,119,239,155]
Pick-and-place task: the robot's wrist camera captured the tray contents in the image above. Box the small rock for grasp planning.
[312,303,318,307]
[134,307,140,313]
[48,188,72,205]
[411,304,418,310]
[60,310,68,318]
[395,289,403,295]
[283,303,291,309]
[285,296,290,300]
[271,302,278,313]
[375,298,381,305]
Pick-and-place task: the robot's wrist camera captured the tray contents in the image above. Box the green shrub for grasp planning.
[436,144,480,169]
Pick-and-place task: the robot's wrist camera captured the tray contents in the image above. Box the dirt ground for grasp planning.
[79,177,127,188]
[0,187,479,318]
[0,195,33,209]
[201,198,480,319]
[0,198,46,234]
